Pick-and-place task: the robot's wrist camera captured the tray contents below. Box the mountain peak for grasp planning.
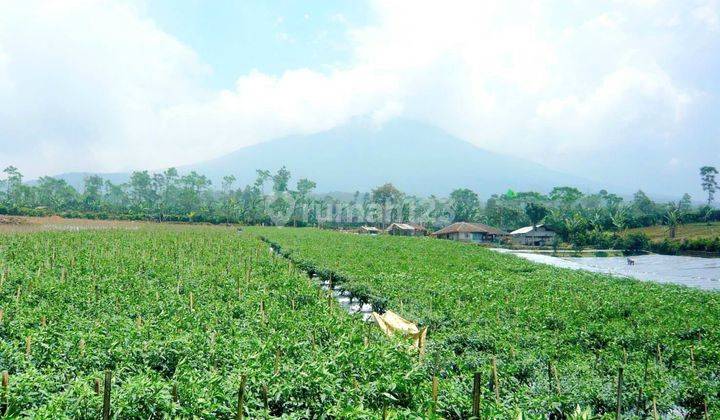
[186,118,595,196]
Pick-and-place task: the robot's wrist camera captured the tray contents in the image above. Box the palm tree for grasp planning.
[610,206,628,232]
[664,203,682,239]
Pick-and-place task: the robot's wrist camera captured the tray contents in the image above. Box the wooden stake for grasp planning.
[431,375,439,413]
[472,372,481,418]
[189,293,194,312]
[235,375,247,420]
[690,345,696,370]
[172,383,178,403]
[40,316,46,327]
[25,336,31,358]
[0,308,4,324]
[547,360,554,395]
[79,338,86,355]
[656,344,663,365]
[638,354,649,410]
[491,357,500,403]
[2,371,9,416]
[652,397,658,420]
[102,370,111,420]
[274,348,281,375]
[94,378,100,395]
[261,384,269,412]
[616,366,624,420]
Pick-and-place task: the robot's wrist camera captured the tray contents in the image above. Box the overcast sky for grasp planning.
[1,0,718,196]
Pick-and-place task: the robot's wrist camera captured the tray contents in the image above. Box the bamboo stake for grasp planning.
[2,371,8,416]
[547,360,554,395]
[0,308,4,324]
[491,357,500,403]
[261,384,269,412]
[189,293,194,312]
[79,338,86,355]
[102,370,111,420]
[690,345,696,370]
[652,397,658,420]
[471,372,481,418]
[235,375,247,420]
[274,348,281,375]
[25,336,31,358]
[638,353,649,410]
[616,366,624,420]
[431,375,439,413]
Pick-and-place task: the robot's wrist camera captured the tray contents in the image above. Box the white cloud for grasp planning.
[0,0,717,195]
[693,1,720,31]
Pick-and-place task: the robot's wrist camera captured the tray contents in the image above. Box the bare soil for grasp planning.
[0,215,146,233]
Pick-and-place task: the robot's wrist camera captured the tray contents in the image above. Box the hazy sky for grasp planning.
[1,0,719,196]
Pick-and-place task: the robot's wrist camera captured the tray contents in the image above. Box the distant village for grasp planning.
[359,221,556,247]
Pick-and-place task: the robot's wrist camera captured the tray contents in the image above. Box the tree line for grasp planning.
[1,165,718,244]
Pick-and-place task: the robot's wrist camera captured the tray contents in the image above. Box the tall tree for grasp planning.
[448,188,480,222]
[700,166,718,205]
[371,183,402,228]
[82,175,104,211]
[524,202,548,228]
[549,186,583,205]
[272,166,291,193]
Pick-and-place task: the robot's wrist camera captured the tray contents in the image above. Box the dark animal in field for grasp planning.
[627,258,635,266]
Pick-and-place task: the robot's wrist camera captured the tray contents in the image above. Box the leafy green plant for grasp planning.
[252,226,720,418]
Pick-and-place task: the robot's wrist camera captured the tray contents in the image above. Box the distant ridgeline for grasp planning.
[2,162,719,254]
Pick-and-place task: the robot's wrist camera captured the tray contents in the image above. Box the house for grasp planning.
[357,226,381,235]
[386,223,427,237]
[430,222,506,243]
[509,224,556,246]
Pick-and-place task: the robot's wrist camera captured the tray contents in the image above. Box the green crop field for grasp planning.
[0,225,429,418]
[627,222,720,242]
[1,224,718,418]
[252,227,720,418]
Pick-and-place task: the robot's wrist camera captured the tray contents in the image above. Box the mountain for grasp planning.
[184,119,598,196]
[48,119,600,196]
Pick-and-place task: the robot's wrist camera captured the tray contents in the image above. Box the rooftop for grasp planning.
[510,224,545,235]
[431,222,506,236]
